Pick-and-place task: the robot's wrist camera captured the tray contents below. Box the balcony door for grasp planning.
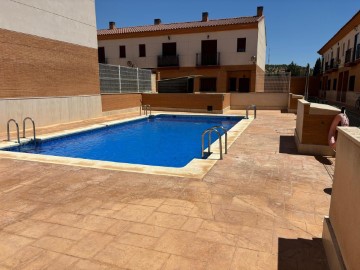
[159,43,178,67]
[337,71,348,103]
[162,42,176,56]
[201,40,217,65]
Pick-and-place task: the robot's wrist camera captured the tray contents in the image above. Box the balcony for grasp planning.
[345,48,352,64]
[356,44,360,60]
[157,55,179,67]
[196,52,220,66]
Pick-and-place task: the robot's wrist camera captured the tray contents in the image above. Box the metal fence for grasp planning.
[256,72,291,93]
[99,64,152,93]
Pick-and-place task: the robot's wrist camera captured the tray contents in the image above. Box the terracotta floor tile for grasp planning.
[124,247,170,270]
[163,255,207,270]
[3,219,57,239]
[115,231,158,249]
[127,223,167,237]
[145,212,188,229]
[1,246,44,269]
[32,235,75,253]
[65,231,114,259]
[196,229,238,246]
[19,250,60,270]
[0,110,333,269]
[94,242,139,267]
[181,217,203,232]
[73,259,115,270]
[0,232,34,261]
[230,247,260,270]
[114,204,155,222]
[48,224,90,241]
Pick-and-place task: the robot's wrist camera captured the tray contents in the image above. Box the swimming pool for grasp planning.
[3,114,242,168]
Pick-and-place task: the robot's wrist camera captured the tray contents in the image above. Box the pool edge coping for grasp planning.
[0,113,253,179]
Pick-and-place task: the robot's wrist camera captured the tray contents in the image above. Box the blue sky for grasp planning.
[95,0,360,67]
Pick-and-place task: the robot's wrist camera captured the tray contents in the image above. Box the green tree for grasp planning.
[286,61,301,76]
[313,58,322,76]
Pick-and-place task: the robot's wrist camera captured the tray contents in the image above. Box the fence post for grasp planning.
[118,66,122,93]
[137,68,139,92]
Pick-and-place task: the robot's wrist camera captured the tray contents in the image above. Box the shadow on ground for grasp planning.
[315,156,333,165]
[278,237,329,270]
[279,135,298,154]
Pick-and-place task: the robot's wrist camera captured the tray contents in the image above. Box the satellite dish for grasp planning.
[127,61,135,67]
[250,56,257,63]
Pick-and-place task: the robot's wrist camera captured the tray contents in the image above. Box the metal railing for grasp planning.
[201,126,228,160]
[99,64,152,94]
[157,55,179,67]
[140,104,151,116]
[246,105,257,119]
[7,119,20,143]
[23,117,36,141]
[196,52,220,66]
[345,48,352,64]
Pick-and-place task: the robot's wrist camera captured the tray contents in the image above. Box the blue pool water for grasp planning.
[4,114,242,168]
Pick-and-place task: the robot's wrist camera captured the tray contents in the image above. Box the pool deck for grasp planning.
[0,110,331,269]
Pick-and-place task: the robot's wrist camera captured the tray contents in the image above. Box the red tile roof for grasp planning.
[97,16,262,36]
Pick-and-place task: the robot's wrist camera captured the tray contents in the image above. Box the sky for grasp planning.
[95,0,360,68]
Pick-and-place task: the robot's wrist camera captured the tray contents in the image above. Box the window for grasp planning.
[327,79,331,91]
[237,38,246,52]
[98,47,106,63]
[162,42,177,56]
[349,76,355,91]
[228,78,237,92]
[119,45,126,58]
[333,78,337,90]
[200,78,217,92]
[342,43,345,56]
[139,44,146,57]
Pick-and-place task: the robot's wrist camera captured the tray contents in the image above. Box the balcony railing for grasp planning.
[345,48,352,64]
[157,55,179,67]
[196,52,220,66]
[356,44,360,60]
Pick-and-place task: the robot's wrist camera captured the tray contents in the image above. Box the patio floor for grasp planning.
[0,110,331,269]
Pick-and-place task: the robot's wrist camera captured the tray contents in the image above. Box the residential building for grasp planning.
[318,10,360,106]
[0,0,101,133]
[97,7,266,93]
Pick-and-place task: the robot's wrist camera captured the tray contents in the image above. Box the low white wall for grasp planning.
[230,92,288,110]
[0,95,102,134]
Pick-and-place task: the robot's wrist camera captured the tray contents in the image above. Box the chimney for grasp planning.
[154,18,161,25]
[257,6,263,17]
[202,12,209,22]
[109,21,116,30]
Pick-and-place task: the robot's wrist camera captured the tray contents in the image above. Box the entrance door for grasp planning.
[201,40,217,65]
[228,78,237,92]
[238,78,250,92]
[341,71,349,103]
[337,72,343,101]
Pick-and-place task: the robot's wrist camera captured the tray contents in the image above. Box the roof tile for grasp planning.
[97,16,261,35]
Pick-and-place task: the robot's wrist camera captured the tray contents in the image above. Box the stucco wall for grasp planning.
[0,95,102,134]
[0,0,97,48]
[326,127,360,270]
[98,28,260,68]
[230,92,288,110]
[142,93,228,112]
[256,18,266,71]
[101,94,142,112]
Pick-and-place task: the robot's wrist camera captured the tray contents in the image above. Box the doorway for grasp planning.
[238,78,250,92]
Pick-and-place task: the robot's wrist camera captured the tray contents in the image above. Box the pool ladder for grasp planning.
[201,126,228,160]
[140,104,152,116]
[7,117,36,143]
[246,104,257,119]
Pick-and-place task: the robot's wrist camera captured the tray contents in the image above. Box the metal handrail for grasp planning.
[202,128,222,160]
[210,126,228,154]
[23,117,36,141]
[246,105,257,119]
[140,104,152,116]
[7,119,20,143]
